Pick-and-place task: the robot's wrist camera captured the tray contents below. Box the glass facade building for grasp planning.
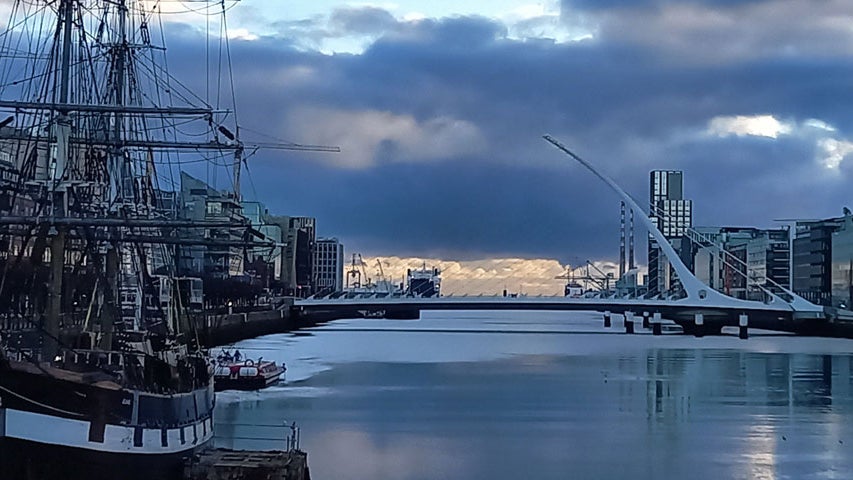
[648,170,693,297]
[830,217,853,309]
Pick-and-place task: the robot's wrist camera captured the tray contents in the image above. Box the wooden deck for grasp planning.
[184,449,310,480]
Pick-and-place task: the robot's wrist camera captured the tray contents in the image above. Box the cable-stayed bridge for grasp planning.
[295,136,853,338]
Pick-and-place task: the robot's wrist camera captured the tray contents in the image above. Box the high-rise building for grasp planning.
[648,170,693,296]
[313,238,344,295]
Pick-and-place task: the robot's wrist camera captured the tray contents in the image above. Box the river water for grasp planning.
[214,311,853,480]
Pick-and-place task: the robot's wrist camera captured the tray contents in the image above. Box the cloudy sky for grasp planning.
[136,1,853,290]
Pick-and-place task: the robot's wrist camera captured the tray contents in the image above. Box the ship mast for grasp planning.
[112,0,128,205]
[0,0,330,365]
[44,0,77,360]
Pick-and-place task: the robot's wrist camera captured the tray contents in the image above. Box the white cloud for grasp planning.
[360,256,620,296]
[704,115,853,170]
[707,114,793,139]
[284,108,487,168]
[817,138,853,170]
[402,12,428,22]
[227,28,259,41]
[500,1,594,44]
[215,1,592,55]
[803,118,837,132]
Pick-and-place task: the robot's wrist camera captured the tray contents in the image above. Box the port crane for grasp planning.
[346,253,369,289]
[555,261,613,293]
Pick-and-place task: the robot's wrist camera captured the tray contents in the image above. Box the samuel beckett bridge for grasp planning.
[294,136,853,339]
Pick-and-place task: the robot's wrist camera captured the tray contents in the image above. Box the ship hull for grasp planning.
[213,361,284,391]
[0,436,210,480]
[0,363,215,480]
[214,373,282,391]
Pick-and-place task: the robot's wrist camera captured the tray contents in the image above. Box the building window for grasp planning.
[206,202,222,215]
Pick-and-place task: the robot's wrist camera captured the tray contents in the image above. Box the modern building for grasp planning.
[745,229,790,292]
[790,211,853,308]
[648,170,693,297]
[177,172,246,279]
[692,226,726,291]
[241,201,283,288]
[831,215,853,309]
[692,226,789,300]
[269,215,316,297]
[793,217,845,305]
[313,238,344,295]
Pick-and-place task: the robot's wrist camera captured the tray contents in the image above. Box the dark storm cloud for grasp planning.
[328,7,399,35]
[564,0,768,10]
[244,156,620,262]
[397,16,508,48]
[156,2,853,262]
[562,0,853,63]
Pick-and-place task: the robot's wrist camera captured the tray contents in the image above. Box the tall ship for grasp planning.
[0,1,250,478]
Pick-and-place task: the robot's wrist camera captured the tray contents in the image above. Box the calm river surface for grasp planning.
[214,311,853,480]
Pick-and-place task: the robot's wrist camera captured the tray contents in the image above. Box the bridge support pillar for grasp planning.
[738,314,748,339]
[604,311,611,328]
[624,312,634,334]
[652,312,662,336]
[642,311,650,329]
[694,313,704,338]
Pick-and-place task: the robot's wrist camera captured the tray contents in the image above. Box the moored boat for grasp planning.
[213,350,285,391]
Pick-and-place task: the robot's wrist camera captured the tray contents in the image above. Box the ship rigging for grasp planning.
[0,1,324,478]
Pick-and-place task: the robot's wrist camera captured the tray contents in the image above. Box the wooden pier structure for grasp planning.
[184,449,309,480]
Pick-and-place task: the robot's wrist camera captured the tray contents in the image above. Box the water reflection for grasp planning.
[216,316,853,480]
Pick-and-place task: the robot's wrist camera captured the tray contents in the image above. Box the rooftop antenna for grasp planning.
[629,207,635,270]
[619,201,626,278]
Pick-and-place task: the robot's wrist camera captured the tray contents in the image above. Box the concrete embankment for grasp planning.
[198,299,357,347]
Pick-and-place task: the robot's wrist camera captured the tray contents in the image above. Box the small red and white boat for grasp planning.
[213,350,286,391]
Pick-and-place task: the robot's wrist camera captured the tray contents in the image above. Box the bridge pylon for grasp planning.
[542,135,823,318]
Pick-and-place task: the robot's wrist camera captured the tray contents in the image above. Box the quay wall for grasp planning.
[198,299,358,347]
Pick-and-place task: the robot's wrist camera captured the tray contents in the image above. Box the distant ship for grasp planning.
[564,282,585,297]
[407,264,441,298]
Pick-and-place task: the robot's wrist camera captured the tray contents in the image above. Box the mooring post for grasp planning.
[624,311,634,334]
[604,311,612,328]
[694,313,704,338]
[642,311,650,329]
[652,312,662,336]
[738,314,748,339]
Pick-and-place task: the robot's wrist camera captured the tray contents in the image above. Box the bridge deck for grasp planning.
[294,296,833,335]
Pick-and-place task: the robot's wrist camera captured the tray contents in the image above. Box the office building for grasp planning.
[793,216,845,305]
[831,215,853,309]
[313,238,344,295]
[791,211,853,308]
[269,215,316,297]
[692,226,789,300]
[648,170,693,297]
[241,201,283,288]
[178,172,246,279]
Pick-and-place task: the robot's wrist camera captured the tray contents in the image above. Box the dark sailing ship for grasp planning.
[0,1,264,478]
